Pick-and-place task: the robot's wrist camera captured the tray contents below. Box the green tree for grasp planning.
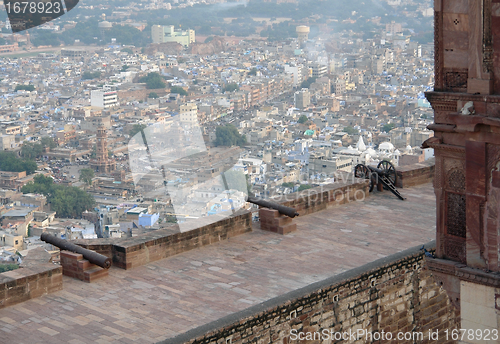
[121,65,130,72]
[247,68,258,76]
[129,124,147,138]
[343,126,358,135]
[82,71,101,80]
[40,136,56,149]
[223,83,239,93]
[282,182,294,188]
[121,47,134,54]
[166,215,178,223]
[382,123,395,133]
[298,184,312,191]
[21,175,95,218]
[79,168,95,186]
[299,77,317,89]
[214,125,247,147]
[21,137,55,160]
[139,72,166,89]
[0,264,18,273]
[15,84,35,91]
[298,115,308,124]
[170,86,188,96]
[148,92,159,99]
[0,151,37,175]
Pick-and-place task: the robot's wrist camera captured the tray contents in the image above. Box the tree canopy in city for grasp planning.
[21,137,56,160]
[298,184,312,191]
[82,71,101,80]
[0,151,37,175]
[139,72,166,89]
[223,83,239,93]
[247,68,258,76]
[343,126,358,135]
[214,125,247,147]
[15,84,35,91]
[79,168,95,186]
[299,77,317,89]
[382,123,395,133]
[121,47,134,54]
[298,115,308,124]
[21,174,95,218]
[129,124,147,138]
[170,86,188,96]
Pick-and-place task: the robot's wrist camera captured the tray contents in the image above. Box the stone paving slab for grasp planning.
[0,183,436,344]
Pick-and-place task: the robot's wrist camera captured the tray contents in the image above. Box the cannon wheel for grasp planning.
[377,160,397,187]
[354,164,375,192]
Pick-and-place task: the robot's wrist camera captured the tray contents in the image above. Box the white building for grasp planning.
[90,90,118,109]
[284,64,303,87]
[179,103,198,124]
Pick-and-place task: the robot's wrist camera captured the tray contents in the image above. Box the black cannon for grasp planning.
[247,196,299,218]
[41,233,112,269]
[354,160,405,200]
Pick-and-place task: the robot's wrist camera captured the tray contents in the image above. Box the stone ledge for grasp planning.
[396,159,435,188]
[0,264,62,309]
[268,179,370,216]
[426,257,500,288]
[74,209,252,270]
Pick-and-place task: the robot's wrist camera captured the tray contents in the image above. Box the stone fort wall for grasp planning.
[164,242,459,344]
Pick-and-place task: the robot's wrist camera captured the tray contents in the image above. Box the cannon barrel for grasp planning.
[247,196,299,218]
[367,166,388,176]
[41,233,111,269]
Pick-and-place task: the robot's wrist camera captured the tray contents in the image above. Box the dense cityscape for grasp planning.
[4,0,490,343]
[0,0,436,249]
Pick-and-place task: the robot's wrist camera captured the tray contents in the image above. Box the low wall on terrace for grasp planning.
[396,159,435,189]
[163,242,459,344]
[270,179,370,216]
[0,248,62,309]
[75,209,252,270]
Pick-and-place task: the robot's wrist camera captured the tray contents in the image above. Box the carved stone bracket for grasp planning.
[426,142,466,155]
[483,0,493,73]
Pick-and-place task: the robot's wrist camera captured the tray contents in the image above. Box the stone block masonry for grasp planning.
[271,179,370,217]
[259,208,296,235]
[163,241,459,344]
[0,264,62,309]
[75,209,252,270]
[396,159,435,189]
[60,251,109,283]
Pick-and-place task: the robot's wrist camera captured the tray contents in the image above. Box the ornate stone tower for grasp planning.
[425,0,500,334]
[91,126,116,174]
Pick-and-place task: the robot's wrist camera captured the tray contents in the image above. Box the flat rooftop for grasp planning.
[0,183,436,344]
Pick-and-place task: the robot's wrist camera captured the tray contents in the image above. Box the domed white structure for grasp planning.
[378,141,395,154]
[356,136,366,151]
[366,147,378,157]
[98,21,112,29]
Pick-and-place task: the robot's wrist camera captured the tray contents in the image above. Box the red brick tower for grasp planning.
[425,0,500,324]
[90,126,116,174]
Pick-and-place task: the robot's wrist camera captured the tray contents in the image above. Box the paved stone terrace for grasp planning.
[0,183,436,344]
